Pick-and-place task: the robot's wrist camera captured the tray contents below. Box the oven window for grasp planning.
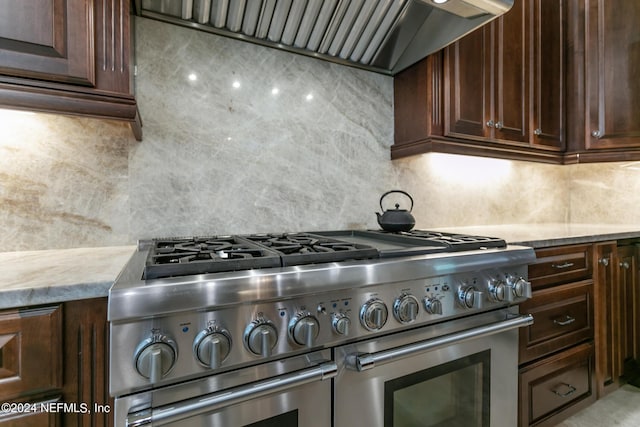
[243,409,298,427]
[384,350,490,427]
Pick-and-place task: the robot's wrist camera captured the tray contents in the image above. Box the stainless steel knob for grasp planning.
[599,257,610,267]
[423,297,443,315]
[507,276,532,299]
[289,312,320,347]
[360,299,388,331]
[393,294,419,324]
[591,130,601,138]
[620,261,630,269]
[457,286,483,309]
[134,334,177,383]
[495,121,503,130]
[486,120,495,128]
[534,128,542,136]
[244,318,278,357]
[193,327,231,369]
[332,312,351,336]
[488,279,509,302]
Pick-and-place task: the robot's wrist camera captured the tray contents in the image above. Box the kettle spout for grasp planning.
[375,212,382,224]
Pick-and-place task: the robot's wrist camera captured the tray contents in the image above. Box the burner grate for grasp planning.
[144,237,281,280]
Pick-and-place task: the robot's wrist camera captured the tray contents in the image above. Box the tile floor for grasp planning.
[555,384,640,427]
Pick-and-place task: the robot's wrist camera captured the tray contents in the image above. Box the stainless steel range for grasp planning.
[109,230,535,427]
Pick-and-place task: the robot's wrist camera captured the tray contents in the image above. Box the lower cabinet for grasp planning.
[0,298,111,427]
[518,244,596,426]
[519,342,595,427]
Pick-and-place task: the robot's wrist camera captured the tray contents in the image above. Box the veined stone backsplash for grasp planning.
[0,17,638,251]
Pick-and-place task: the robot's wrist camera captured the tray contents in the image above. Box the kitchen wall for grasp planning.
[0,17,637,251]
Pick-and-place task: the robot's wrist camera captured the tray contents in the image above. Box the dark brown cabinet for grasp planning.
[0,298,112,427]
[393,0,564,163]
[593,242,640,398]
[446,0,528,145]
[518,244,596,427]
[565,0,640,162]
[0,0,141,140]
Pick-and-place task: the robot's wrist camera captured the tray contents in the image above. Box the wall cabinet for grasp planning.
[393,0,564,163]
[0,298,112,427]
[0,0,141,140]
[394,0,640,164]
[565,0,640,162]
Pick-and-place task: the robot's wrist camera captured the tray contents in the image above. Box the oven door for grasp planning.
[116,350,335,427]
[334,309,533,427]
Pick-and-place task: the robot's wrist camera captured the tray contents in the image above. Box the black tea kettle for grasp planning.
[376,190,416,232]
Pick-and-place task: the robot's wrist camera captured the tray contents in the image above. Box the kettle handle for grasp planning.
[379,190,414,212]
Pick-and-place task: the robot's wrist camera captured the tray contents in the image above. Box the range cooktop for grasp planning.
[141,230,507,280]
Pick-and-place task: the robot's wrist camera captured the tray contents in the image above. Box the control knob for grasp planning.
[457,286,484,309]
[488,279,509,302]
[289,312,320,347]
[393,294,419,323]
[244,318,278,357]
[193,327,232,369]
[507,275,532,299]
[360,298,388,331]
[133,333,177,383]
[423,297,443,315]
[332,312,351,336]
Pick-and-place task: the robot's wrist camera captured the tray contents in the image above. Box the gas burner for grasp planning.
[144,236,281,280]
[243,233,380,266]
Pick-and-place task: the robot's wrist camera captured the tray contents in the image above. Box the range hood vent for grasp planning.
[136,0,513,75]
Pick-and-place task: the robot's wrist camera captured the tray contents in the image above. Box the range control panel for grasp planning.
[110,265,530,396]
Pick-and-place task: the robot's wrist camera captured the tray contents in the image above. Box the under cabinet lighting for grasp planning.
[433,0,448,4]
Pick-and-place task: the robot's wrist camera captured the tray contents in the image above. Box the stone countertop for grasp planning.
[432,223,640,248]
[3,224,640,310]
[0,245,136,310]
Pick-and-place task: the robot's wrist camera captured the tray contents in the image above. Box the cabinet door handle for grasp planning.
[620,261,630,269]
[486,120,495,128]
[552,383,577,397]
[494,121,503,130]
[599,257,610,267]
[553,315,576,326]
[591,130,601,138]
[534,128,542,136]
[551,262,574,269]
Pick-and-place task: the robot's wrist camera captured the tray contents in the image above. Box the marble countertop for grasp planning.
[3,224,640,310]
[432,223,640,248]
[0,245,135,310]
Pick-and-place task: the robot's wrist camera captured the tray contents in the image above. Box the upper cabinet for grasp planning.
[446,0,529,145]
[0,0,141,140]
[393,0,640,164]
[393,0,564,163]
[565,0,640,163]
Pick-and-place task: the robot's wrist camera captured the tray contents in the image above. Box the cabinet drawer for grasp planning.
[529,245,593,290]
[519,342,595,427]
[519,280,593,364]
[0,306,62,400]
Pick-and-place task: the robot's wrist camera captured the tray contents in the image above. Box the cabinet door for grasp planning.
[593,241,621,398]
[0,0,94,86]
[617,245,639,373]
[531,0,564,150]
[585,0,640,149]
[0,305,62,401]
[493,0,528,143]
[445,26,490,139]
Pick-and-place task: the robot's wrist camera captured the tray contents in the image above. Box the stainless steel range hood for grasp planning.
[135,0,513,75]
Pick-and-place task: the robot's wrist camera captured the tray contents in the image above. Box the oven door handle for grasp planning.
[348,314,534,372]
[126,361,337,427]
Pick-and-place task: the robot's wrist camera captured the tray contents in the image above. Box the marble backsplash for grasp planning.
[0,17,637,251]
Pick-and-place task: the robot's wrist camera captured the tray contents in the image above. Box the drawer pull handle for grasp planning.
[553,315,576,326]
[551,262,574,269]
[552,383,577,398]
[620,261,630,269]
